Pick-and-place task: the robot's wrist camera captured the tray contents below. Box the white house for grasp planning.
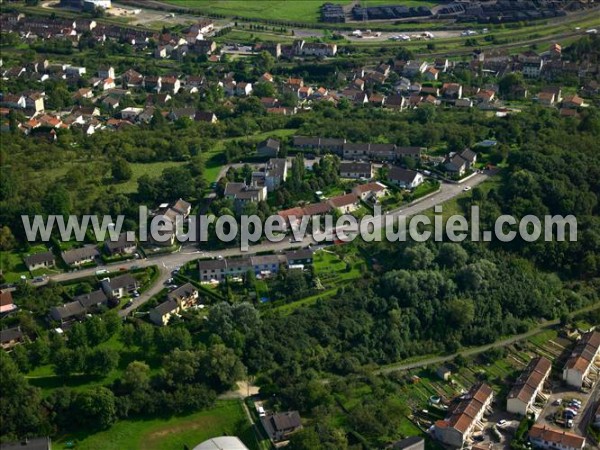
[528,424,585,450]
[388,167,424,189]
[433,383,494,448]
[562,331,600,388]
[507,357,552,418]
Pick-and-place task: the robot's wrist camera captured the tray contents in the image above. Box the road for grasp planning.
[49,172,491,315]
[376,302,600,375]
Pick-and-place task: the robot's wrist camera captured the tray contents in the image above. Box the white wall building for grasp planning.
[562,331,600,388]
[507,356,551,418]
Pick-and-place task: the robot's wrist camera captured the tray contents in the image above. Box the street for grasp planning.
[49,172,491,315]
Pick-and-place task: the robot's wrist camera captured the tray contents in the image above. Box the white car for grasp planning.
[497,419,507,427]
[463,186,471,191]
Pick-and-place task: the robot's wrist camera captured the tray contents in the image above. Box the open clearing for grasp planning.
[55,400,257,450]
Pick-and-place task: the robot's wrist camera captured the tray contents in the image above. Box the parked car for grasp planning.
[133,291,140,298]
[553,398,563,406]
[497,419,507,427]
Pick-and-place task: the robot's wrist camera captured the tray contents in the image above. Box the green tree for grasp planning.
[112,158,133,182]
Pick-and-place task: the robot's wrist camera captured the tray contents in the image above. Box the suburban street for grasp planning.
[48,172,491,315]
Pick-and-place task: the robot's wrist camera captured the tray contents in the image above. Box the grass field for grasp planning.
[165,0,439,23]
[55,400,258,450]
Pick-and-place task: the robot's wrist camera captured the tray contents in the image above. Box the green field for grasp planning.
[165,0,439,23]
[55,400,257,450]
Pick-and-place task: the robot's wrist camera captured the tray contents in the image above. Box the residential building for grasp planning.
[251,254,286,277]
[104,232,136,255]
[562,331,600,388]
[0,326,24,351]
[167,283,199,308]
[100,274,139,299]
[264,158,287,191]
[23,251,55,271]
[433,383,494,448]
[49,289,109,324]
[224,183,267,211]
[295,40,337,57]
[285,249,314,266]
[352,182,387,202]
[260,411,302,442]
[339,162,373,179]
[328,193,360,213]
[528,424,585,450]
[198,259,228,282]
[444,154,468,175]
[0,289,17,315]
[403,60,428,77]
[149,298,179,326]
[257,138,280,157]
[392,436,425,450]
[61,245,100,266]
[507,357,552,418]
[388,167,424,189]
[522,56,544,78]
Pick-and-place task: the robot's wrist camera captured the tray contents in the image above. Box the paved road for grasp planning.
[49,172,491,315]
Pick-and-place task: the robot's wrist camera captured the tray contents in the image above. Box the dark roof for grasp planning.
[285,248,314,262]
[23,251,55,267]
[105,232,136,252]
[340,162,372,173]
[250,255,285,267]
[0,437,52,450]
[258,138,280,151]
[167,283,198,302]
[61,246,100,265]
[266,158,287,180]
[73,289,108,309]
[261,411,302,441]
[460,148,477,163]
[198,259,228,271]
[389,167,420,183]
[393,436,425,449]
[151,298,179,316]
[106,274,138,290]
[0,326,23,344]
[50,301,86,321]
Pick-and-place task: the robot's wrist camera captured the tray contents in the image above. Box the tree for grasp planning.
[257,50,275,73]
[112,158,133,182]
[202,344,246,391]
[0,226,17,251]
[73,387,117,430]
[84,348,119,377]
[53,348,84,377]
[122,361,151,391]
[437,243,469,269]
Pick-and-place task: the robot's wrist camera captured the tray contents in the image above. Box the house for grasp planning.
[403,60,428,77]
[260,411,302,442]
[328,193,360,214]
[1,437,52,450]
[101,78,116,91]
[507,357,552,418]
[285,248,314,266]
[339,162,373,179]
[25,92,45,113]
[343,143,370,160]
[476,89,495,103]
[104,232,137,255]
[389,167,424,189]
[264,158,288,191]
[257,138,280,158]
[424,67,439,81]
[122,69,144,88]
[74,289,109,311]
[562,95,584,109]
[562,331,600,388]
[295,41,337,57]
[149,298,179,326]
[161,76,181,94]
[444,154,468,176]
[433,383,494,448]
[61,246,100,266]
[171,198,192,218]
[0,289,17,315]
[195,111,218,123]
[49,300,86,324]
[392,436,425,450]
[235,82,253,96]
[23,251,55,271]
[251,254,286,277]
[522,56,544,78]
[0,326,24,350]
[101,274,139,299]
[1,94,26,109]
[98,66,115,79]
[352,182,387,202]
[528,424,585,450]
[198,259,228,282]
[537,92,556,107]
[385,94,407,110]
[167,283,198,308]
[224,183,267,212]
[458,148,477,168]
[442,83,463,100]
[436,366,452,381]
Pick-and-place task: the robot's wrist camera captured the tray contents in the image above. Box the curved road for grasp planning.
[49,172,492,315]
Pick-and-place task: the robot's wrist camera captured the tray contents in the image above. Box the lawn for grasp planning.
[166,0,440,23]
[114,161,184,194]
[55,400,258,450]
